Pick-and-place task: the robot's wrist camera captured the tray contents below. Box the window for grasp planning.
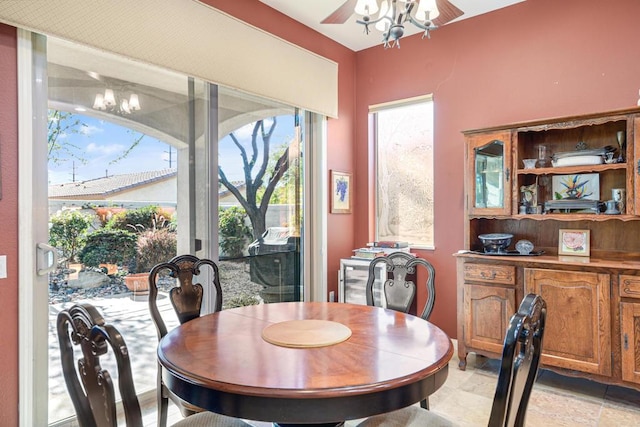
[372,95,434,248]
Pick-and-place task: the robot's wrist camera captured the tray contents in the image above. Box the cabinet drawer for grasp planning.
[620,275,640,299]
[463,263,515,285]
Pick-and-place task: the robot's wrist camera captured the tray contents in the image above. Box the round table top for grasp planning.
[158,301,453,424]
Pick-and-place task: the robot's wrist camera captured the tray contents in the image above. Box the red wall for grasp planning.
[211,0,640,338]
[3,0,640,421]
[354,0,640,337]
[0,23,19,425]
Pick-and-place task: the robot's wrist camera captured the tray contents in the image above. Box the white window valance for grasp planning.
[0,0,338,118]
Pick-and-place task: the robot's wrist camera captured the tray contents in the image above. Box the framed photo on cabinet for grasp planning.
[330,170,351,214]
[558,229,590,257]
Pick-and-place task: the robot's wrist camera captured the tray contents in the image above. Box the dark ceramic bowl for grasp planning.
[478,233,514,253]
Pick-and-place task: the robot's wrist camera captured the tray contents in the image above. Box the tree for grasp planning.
[47,109,146,180]
[218,118,291,239]
[49,209,94,263]
[256,142,298,205]
[47,109,89,166]
[219,206,252,257]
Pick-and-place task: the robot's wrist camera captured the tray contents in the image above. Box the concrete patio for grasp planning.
[48,291,181,424]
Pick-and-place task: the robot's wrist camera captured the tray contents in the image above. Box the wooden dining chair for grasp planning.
[57,303,251,427]
[365,252,436,320]
[356,293,547,427]
[366,252,436,409]
[148,254,224,427]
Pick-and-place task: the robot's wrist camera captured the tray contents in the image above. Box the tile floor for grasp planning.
[145,340,640,427]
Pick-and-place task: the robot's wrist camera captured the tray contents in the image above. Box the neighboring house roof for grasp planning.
[49,169,177,199]
[219,181,246,199]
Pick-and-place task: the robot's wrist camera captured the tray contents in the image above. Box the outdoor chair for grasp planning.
[365,251,436,409]
[356,293,547,427]
[57,302,251,427]
[148,255,224,427]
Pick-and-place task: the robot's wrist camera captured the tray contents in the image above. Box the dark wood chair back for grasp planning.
[57,303,143,427]
[147,254,223,426]
[148,254,223,338]
[365,252,436,321]
[356,293,547,427]
[488,293,546,427]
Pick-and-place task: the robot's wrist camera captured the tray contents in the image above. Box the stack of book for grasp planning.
[352,241,411,259]
[352,247,386,259]
[368,241,411,254]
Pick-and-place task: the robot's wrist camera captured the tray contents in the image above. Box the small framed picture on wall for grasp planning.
[330,170,351,214]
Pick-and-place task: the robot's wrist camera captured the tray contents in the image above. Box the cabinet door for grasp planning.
[524,268,611,376]
[463,283,516,354]
[621,302,640,384]
[466,131,512,216]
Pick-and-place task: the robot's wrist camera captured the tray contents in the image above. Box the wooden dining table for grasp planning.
[157,301,453,426]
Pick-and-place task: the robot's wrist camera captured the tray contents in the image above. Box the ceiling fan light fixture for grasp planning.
[128,93,141,111]
[120,98,131,114]
[353,0,459,48]
[416,0,439,21]
[354,0,379,16]
[93,93,105,110]
[103,89,116,107]
[92,87,141,116]
[374,0,391,32]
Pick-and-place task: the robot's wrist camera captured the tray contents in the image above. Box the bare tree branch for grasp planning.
[218,117,287,239]
[260,147,289,214]
[254,118,277,185]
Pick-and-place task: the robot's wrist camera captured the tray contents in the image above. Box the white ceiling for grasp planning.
[259,0,525,51]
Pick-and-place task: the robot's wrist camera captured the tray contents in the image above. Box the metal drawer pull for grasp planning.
[480,271,497,280]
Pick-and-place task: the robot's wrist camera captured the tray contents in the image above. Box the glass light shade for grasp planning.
[93,93,105,110]
[103,89,116,106]
[375,0,391,32]
[120,99,131,114]
[416,0,439,21]
[354,0,379,15]
[128,93,140,110]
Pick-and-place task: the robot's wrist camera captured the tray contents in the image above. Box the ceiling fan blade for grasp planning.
[321,0,358,24]
[433,0,464,26]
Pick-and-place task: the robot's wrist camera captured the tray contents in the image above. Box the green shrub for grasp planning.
[219,206,252,257]
[134,229,177,273]
[48,210,94,263]
[78,229,138,268]
[105,205,161,232]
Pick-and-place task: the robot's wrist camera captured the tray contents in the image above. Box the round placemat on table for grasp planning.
[261,319,352,348]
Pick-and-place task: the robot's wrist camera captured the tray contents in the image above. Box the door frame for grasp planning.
[17,28,50,427]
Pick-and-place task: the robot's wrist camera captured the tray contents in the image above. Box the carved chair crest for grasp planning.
[148,254,222,339]
[366,252,436,320]
[57,303,143,427]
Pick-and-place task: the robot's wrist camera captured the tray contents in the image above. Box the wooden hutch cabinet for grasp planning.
[456,107,640,390]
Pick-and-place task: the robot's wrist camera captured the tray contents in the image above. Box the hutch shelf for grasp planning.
[456,107,640,391]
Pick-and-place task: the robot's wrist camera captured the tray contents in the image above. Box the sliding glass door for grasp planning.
[217,87,303,306]
[37,36,307,425]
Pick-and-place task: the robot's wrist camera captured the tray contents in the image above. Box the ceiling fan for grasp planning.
[321,0,463,26]
[321,0,464,47]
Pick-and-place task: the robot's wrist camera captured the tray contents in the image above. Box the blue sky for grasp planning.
[48,114,296,185]
[48,114,174,185]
